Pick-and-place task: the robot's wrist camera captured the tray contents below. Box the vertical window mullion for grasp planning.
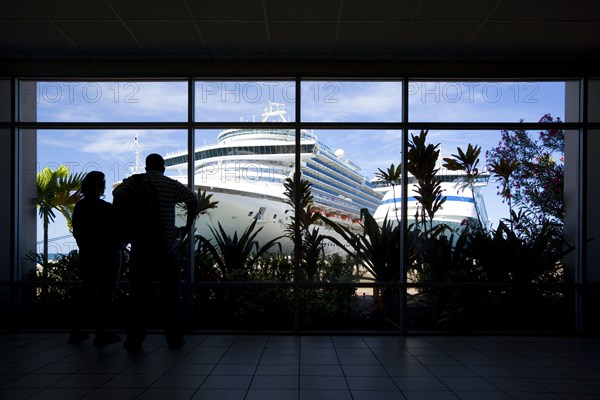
[400,77,409,333]
[293,77,302,333]
[187,78,196,331]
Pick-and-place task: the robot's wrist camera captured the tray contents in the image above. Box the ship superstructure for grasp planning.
[164,103,383,253]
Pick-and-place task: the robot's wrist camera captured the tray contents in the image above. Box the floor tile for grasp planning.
[138,388,199,400]
[255,364,299,375]
[299,375,348,390]
[384,364,433,377]
[506,392,563,399]
[200,375,252,390]
[1,373,69,388]
[487,377,549,392]
[152,373,206,389]
[351,390,407,400]
[245,389,298,399]
[250,375,297,389]
[27,387,90,400]
[342,364,388,376]
[401,390,459,400]
[190,389,246,400]
[300,364,343,376]
[101,373,160,388]
[534,378,600,394]
[346,376,398,391]
[453,391,511,399]
[1,334,599,400]
[0,388,39,400]
[392,376,447,391]
[80,387,143,399]
[300,355,340,365]
[299,389,352,399]
[212,364,256,375]
[50,374,113,388]
[426,365,477,377]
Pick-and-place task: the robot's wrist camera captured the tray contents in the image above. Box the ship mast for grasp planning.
[262,101,288,122]
[129,134,142,176]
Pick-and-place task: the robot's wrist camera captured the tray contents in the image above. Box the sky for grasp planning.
[35,80,566,255]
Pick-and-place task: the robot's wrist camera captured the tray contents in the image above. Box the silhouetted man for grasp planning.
[113,153,197,351]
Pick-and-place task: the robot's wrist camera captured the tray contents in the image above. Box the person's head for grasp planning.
[145,153,165,173]
[80,171,106,199]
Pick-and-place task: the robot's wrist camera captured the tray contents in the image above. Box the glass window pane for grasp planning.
[195,81,296,122]
[409,81,567,123]
[188,128,296,279]
[194,285,294,331]
[589,80,600,122]
[0,80,10,122]
[36,129,187,256]
[303,129,396,282]
[399,128,566,332]
[23,81,187,122]
[301,81,402,122]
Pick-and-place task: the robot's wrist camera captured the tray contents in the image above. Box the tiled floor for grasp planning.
[0,334,599,400]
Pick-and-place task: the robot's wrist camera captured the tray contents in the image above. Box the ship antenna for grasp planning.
[129,135,142,176]
[262,101,288,122]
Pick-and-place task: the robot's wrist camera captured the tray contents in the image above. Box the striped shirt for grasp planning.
[115,171,197,251]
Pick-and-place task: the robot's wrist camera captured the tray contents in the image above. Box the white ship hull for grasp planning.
[373,180,489,230]
[174,176,361,255]
[164,103,490,255]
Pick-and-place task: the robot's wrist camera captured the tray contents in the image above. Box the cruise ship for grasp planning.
[164,103,384,254]
[371,168,491,231]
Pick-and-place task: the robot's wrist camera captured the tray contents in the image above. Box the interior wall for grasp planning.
[0,80,11,314]
[586,80,600,332]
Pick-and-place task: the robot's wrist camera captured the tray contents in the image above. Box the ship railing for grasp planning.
[312,191,376,215]
[304,171,381,207]
[317,145,363,176]
[310,158,365,186]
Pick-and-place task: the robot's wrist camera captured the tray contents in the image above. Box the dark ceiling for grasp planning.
[1,0,600,62]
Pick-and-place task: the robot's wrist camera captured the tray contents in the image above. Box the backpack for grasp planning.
[113,174,162,246]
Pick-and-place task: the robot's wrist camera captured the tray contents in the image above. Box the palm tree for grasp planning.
[282,177,329,279]
[442,143,485,229]
[488,157,519,217]
[375,163,402,223]
[406,130,446,232]
[36,165,84,282]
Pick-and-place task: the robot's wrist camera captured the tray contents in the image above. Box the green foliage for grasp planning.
[189,188,219,217]
[197,220,282,280]
[376,163,402,222]
[323,208,401,283]
[488,157,520,213]
[376,163,402,185]
[471,210,570,284]
[23,251,83,315]
[35,165,84,289]
[407,130,446,229]
[443,143,485,228]
[26,251,81,282]
[36,165,84,229]
[283,176,330,280]
[486,113,564,223]
[411,226,476,284]
[443,143,481,177]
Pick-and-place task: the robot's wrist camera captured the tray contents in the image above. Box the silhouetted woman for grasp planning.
[70,171,122,345]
